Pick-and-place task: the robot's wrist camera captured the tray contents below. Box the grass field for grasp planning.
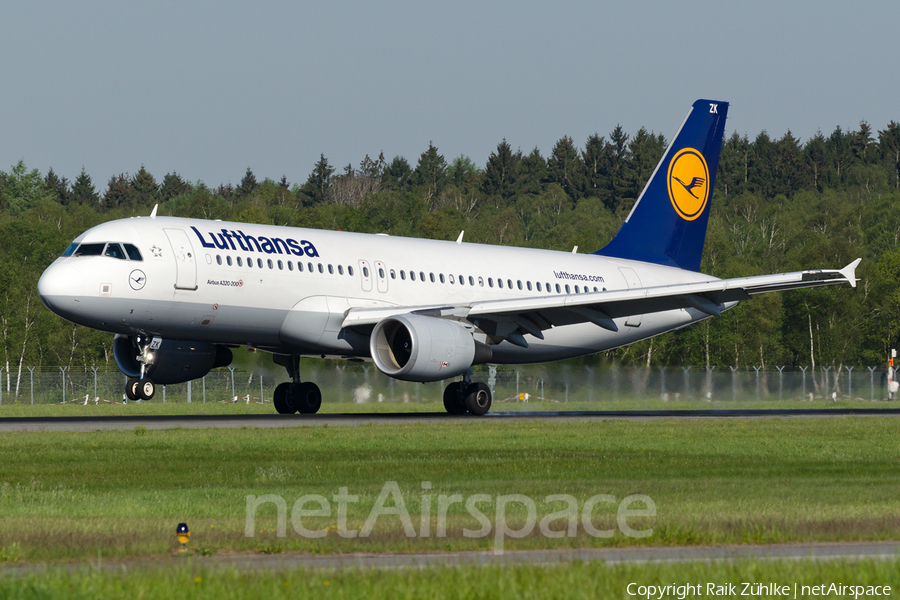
[1,417,899,564]
[1,560,897,599]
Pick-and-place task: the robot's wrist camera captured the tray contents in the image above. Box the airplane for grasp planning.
[37,99,860,416]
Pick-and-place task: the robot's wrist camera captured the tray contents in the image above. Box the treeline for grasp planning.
[1,119,900,377]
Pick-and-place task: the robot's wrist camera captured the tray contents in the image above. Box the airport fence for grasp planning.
[0,364,893,406]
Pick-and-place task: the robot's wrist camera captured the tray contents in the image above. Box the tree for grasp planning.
[518,148,547,195]
[1,160,54,212]
[878,121,900,190]
[482,140,520,200]
[382,156,412,190]
[103,174,131,210]
[71,167,99,206]
[803,132,828,191]
[129,166,159,207]
[44,168,71,205]
[236,167,258,198]
[300,154,334,206]
[626,128,665,201]
[581,134,606,200]
[718,132,750,197]
[412,142,448,200]
[547,136,584,202]
[160,172,190,202]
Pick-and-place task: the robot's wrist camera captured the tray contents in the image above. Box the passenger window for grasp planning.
[400,270,406,280]
[430,273,435,283]
[265,259,272,269]
[469,276,475,286]
[478,277,484,287]
[216,255,222,265]
[329,264,335,275]
[488,278,494,288]
[257,258,263,268]
[378,267,384,278]
[411,271,417,281]
[348,266,354,276]
[247,257,253,268]
[459,275,464,285]
[287,260,293,271]
[389,269,395,279]
[439,274,445,283]
[237,257,243,267]
[575,285,580,293]
[449,274,455,284]
[498,279,503,289]
[507,279,513,289]
[565,284,571,294]
[338,265,343,275]
[319,264,325,274]
[279,260,284,270]
[74,243,105,256]
[517,280,523,290]
[363,266,369,277]
[308,262,314,272]
[227,256,233,266]
[123,244,143,261]
[420,271,425,281]
[526,281,532,291]
[556,284,561,293]
[536,282,542,292]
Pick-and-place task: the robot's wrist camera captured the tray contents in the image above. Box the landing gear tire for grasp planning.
[443,382,467,415]
[138,379,155,401]
[126,377,140,401]
[273,382,295,414]
[464,382,492,416]
[295,382,322,414]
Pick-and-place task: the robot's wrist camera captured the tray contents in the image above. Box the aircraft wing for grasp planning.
[341,259,860,347]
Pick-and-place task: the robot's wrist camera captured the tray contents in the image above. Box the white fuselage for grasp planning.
[38,216,720,364]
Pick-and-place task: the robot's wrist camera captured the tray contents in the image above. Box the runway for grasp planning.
[1,407,899,432]
[2,542,899,576]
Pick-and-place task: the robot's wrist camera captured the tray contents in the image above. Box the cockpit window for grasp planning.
[61,243,78,257]
[74,243,105,256]
[104,243,127,260]
[123,244,143,261]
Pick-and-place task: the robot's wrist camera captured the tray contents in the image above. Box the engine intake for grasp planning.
[370,314,491,382]
[113,334,232,385]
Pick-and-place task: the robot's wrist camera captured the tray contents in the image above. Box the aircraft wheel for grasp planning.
[295,382,322,414]
[126,377,140,401]
[273,382,295,414]
[138,379,155,401]
[443,382,467,415]
[464,382,492,416]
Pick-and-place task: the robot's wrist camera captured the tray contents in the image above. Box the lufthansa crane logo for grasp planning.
[667,148,710,221]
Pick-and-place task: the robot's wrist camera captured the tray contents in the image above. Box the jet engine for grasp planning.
[369,314,491,382]
[113,334,233,385]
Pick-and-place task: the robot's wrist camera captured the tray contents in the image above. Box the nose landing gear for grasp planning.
[124,335,160,401]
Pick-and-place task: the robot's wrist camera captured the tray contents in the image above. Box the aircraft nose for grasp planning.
[38,262,84,317]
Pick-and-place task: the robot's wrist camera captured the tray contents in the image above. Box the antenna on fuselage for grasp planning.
[572,246,578,254]
[456,231,464,244]
[150,204,158,219]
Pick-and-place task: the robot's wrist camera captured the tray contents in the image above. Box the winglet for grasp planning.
[840,258,862,288]
[150,204,158,219]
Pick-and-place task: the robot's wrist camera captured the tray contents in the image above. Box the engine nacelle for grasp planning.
[370,314,491,382]
[113,334,233,385]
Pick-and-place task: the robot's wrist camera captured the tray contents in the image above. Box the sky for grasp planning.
[2,0,898,189]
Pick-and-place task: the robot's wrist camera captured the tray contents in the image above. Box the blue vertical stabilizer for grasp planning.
[593,99,728,272]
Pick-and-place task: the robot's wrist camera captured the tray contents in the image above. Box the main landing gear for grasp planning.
[273,354,322,415]
[443,370,492,416]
